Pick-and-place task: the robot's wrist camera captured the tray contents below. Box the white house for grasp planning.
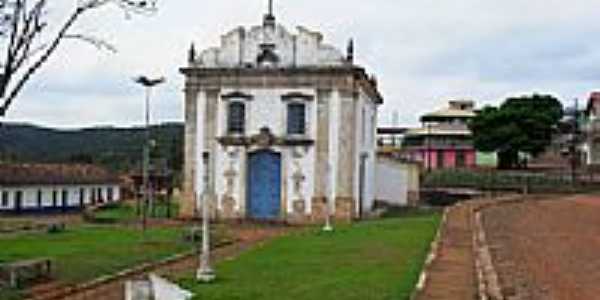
[180,6,383,222]
[0,164,121,213]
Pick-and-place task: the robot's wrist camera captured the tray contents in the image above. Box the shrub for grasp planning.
[47,223,66,234]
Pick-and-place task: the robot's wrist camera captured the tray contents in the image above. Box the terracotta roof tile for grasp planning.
[0,164,120,186]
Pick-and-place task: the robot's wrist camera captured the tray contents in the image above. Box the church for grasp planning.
[180,3,383,223]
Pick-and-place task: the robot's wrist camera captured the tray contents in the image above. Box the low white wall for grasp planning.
[375,157,420,206]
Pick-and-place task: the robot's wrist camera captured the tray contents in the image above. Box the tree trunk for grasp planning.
[498,150,519,170]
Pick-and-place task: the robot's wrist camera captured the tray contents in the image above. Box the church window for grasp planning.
[227,101,246,134]
[287,102,306,135]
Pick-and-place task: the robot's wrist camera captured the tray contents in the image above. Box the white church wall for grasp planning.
[215,146,244,212]
[285,146,315,215]
[352,90,379,214]
[197,23,344,69]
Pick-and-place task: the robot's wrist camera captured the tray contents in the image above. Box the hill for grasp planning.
[0,122,184,176]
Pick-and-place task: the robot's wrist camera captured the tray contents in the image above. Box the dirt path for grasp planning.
[415,203,477,300]
[482,195,600,300]
[26,224,290,300]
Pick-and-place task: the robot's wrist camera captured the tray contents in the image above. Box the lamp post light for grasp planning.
[133,75,165,231]
[197,153,215,282]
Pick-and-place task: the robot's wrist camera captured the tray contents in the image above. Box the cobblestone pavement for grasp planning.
[27,224,290,300]
[482,194,600,300]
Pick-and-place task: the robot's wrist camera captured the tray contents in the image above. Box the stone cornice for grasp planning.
[281,92,314,101]
[217,127,314,147]
[221,91,254,101]
[217,135,315,147]
[181,66,383,104]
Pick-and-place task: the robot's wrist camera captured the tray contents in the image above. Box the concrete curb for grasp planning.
[471,195,525,300]
[27,240,234,300]
[410,206,449,300]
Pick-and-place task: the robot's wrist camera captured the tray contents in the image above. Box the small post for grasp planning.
[197,153,215,282]
[323,162,333,232]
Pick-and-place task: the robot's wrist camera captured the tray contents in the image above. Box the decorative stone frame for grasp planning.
[281,92,314,140]
[221,91,253,137]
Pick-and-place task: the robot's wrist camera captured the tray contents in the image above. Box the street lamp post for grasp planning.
[197,153,215,282]
[134,76,165,232]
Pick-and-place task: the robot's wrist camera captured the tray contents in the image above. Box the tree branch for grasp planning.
[0,4,84,116]
[0,0,157,117]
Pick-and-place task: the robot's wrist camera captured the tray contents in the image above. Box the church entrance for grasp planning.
[248,150,281,220]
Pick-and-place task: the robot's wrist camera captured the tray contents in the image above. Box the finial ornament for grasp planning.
[188,43,196,64]
[347,38,354,63]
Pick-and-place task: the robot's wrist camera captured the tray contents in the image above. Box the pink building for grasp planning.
[403,100,477,170]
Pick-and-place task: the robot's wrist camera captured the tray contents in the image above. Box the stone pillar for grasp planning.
[180,85,198,219]
[335,89,357,221]
[205,89,220,218]
[311,89,331,222]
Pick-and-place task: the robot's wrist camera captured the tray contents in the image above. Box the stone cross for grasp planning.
[224,164,237,197]
[292,167,306,197]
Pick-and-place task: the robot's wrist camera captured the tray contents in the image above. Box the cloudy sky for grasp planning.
[4,0,600,128]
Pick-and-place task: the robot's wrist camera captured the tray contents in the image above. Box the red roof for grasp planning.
[0,164,120,186]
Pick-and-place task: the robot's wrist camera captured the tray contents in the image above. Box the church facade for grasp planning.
[180,8,383,223]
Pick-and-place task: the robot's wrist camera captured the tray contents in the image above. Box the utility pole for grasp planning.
[134,76,165,231]
[571,98,580,185]
[426,123,432,173]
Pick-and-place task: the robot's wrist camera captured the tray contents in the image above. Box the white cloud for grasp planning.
[4,0,600,127]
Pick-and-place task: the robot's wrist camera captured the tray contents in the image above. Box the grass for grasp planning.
[0,225,193,284]
[91,199,179,223]
[180,213,441,300]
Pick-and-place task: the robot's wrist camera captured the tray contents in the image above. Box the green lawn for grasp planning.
[180,213,441,300]
[0,225,193,284]
[92,199,179,223]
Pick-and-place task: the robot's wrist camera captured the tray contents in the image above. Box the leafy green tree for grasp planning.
[470,94,563,169]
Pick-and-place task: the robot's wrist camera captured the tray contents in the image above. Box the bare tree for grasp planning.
[0,0,157,117]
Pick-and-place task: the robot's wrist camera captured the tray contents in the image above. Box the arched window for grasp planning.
[287,102,306,135]
[228,101,246,134]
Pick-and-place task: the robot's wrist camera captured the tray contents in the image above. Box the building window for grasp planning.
[79,188,85,207]
[37,190,43,208]
[227,101,245,134]
[90,188,96,205]
[52,190,58,208]
[287,102,306,135]
[456,151,466,168]
[62,190,68,207]
[361,108,366,145]
[14,191,22,210]
[1,191,8,207]
[107,187,114,202]
[437,150,445,168]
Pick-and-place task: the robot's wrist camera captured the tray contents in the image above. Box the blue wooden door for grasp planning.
[248,150,281,219]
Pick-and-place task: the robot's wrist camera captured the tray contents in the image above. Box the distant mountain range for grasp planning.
[0,122,184,175]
